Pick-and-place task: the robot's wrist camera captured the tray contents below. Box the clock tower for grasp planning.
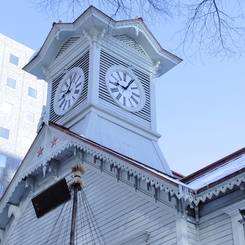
[23,6,182,175]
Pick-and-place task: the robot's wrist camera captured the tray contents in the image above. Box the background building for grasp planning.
[0,34,46,196]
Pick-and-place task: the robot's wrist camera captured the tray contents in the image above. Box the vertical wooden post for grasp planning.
[69,162,86,245]
[70,184,78,245]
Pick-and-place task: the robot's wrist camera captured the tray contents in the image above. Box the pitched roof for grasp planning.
[23,5,182,79]
[181,147,245,191]
[0,122,244,226]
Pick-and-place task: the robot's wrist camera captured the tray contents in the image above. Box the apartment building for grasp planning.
[0,33,46,196]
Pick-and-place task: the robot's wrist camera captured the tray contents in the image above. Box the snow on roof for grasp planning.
[186,153,245,190]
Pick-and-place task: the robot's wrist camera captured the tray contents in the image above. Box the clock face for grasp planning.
[106,66,145,112]
[54,67,84,115]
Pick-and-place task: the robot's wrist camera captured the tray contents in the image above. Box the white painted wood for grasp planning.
[115,231,150,245]
[175,217,188,245]
[187,221,199,244]
[199,214,233,245]
[88,41,101,106]
[222,199,245,245]
[5,166,177,245]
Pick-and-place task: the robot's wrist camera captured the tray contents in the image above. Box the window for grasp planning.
[32,178,71,218]
[28,87,37,98]
[9,54,19,66]
[2,101,13,114]
[0,154,7,168]
[0,127,10,139]
[26,111,35,123]
[6,77,16,89]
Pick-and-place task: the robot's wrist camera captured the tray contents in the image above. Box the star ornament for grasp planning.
[51,137,58,147]
[37,147,44,157]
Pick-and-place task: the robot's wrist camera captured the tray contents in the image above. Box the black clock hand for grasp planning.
[67,80,73,93]
[125,79,134,90]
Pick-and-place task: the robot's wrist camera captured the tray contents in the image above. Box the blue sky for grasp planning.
[1,1,244,175]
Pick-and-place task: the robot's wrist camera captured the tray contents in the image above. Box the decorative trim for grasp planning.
[1,124,244,217]
[152,60,161,78]
[83,27,105,48]
[133,23,143,37]
[37,146,44,157]
[7,204,19,219]
[41,66,51,82]
[37,106,48,133]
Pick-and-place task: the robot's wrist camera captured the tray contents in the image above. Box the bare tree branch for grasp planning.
[177,0,245,58]
[30,0,245,59]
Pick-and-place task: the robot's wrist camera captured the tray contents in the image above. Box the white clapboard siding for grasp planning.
[5,167,177,245]
[187,221,199,244]
[199,214,233,245]
[6,200,69,245]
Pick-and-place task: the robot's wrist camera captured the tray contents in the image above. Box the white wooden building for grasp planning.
[0,6,244,245]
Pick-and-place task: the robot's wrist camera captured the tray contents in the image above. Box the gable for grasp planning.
[5,163,177,244]
[1,123,245,245]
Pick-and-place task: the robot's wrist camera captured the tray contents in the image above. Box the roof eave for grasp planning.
[23,6,182,79]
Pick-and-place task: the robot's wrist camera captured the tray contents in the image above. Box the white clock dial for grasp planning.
[106,66,145,112]
[54,67,84,115]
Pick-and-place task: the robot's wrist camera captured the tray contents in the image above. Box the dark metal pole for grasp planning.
[70,184,78,245]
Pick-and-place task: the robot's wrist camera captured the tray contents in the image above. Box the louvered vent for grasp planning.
[54,36,80,60]
[99,50,151,123]
[113,35,146,54]
[50,50,89,123]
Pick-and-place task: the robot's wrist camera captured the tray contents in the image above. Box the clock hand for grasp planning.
[125,79,134,90]
[67,81,72,92]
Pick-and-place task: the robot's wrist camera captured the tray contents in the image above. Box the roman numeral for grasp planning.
[67,99,71,108]
[74,75,81,84]
[116,71,122,81]
[131,95,139,104]
[75,82,82,88]
[123,96,126,106]
[59,98,66,108]
[70,73,77,83]
[64,81,69,87]
[111,87,119,93]
[132,92,140,98]
[128,98,133,107]
[111,74,119,82]
[131,86,138,90]
[74,89,80,94]
[109,80,118,86]
[116,93,122,100]
[123,73,127,82]
[62,100,67,110]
